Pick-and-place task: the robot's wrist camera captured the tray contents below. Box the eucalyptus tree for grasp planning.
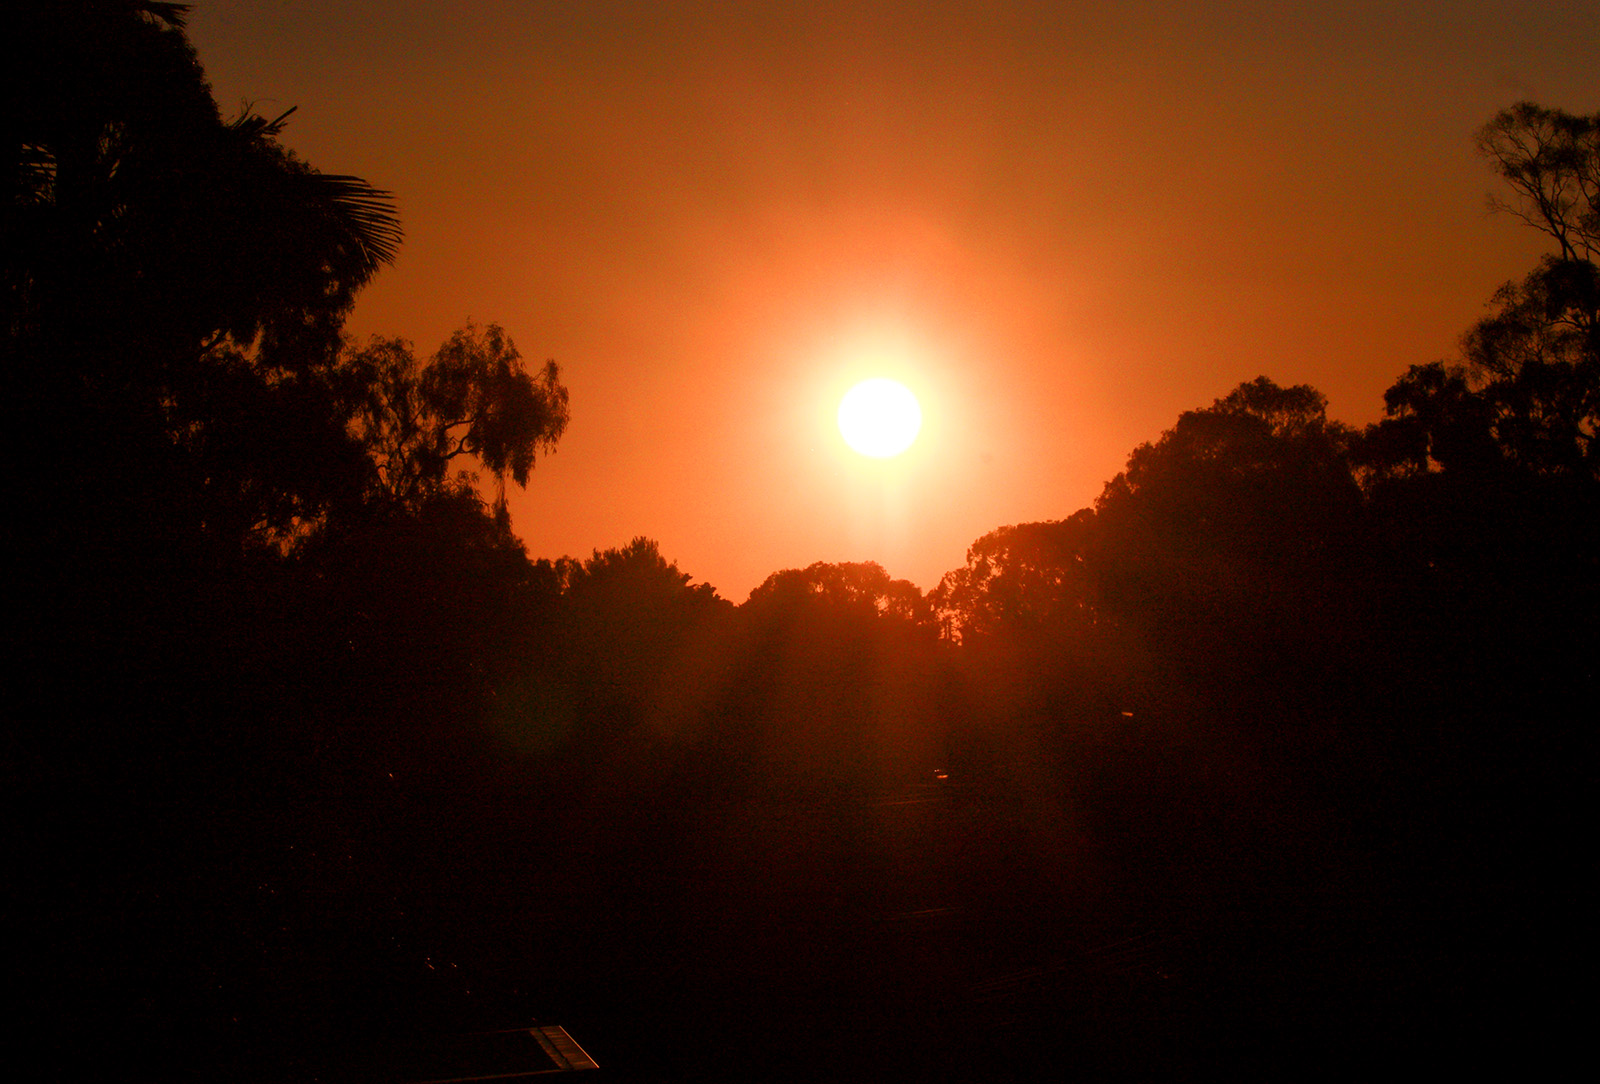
[929,514,1098,645]
[344,324,569,517]
[1416,105,1598,480]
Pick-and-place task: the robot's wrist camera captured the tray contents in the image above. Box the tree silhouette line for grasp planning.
[6,5,1592,1080]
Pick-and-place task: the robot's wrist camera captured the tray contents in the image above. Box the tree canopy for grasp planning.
[5,3,402,371]
[344,325,569,515]
[5,0,415,573]
[930,514,1097,644]
[746,560,932,627]
[1361,103,1600,482]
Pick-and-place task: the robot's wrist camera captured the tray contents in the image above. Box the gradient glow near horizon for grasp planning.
[186,1,1599,600]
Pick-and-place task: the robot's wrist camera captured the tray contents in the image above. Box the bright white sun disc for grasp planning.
[837,378,922,458]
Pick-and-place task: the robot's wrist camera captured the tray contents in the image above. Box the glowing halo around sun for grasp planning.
[837,378,923,458]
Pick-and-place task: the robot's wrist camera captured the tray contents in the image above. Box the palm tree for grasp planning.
[5,1,401,371]
[4,0,403,558]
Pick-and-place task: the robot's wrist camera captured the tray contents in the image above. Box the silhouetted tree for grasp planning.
[1357,106,1598,484]
[4,4,401,362]
[930,513,1098,644]
[343,324,569,516]
[1095,379,1362,632]
[1047,378,1367,709]
[1350,105,1600,717]
[1455,104,1597,478]
[726,562,947,787]
[935,378,1374,719]
[1355,361,1503,480]
[745,560,933,628]
[1479,102,1598,266]
[494,538,731,755]
[5,1,403,567]
[298,490,541,724]
[563,537,725,611]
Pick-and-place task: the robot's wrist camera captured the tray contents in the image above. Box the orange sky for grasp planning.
[188,1,1598,601]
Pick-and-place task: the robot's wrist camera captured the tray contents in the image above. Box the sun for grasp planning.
[837,378,922,458]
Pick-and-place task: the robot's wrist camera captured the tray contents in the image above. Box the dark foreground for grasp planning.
[16,701,1580,1083]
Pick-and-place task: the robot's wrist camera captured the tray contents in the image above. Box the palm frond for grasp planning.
[117,1,192,29]
[305,172,405,276]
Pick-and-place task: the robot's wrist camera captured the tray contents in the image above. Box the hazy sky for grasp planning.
[187,1,1598,600]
